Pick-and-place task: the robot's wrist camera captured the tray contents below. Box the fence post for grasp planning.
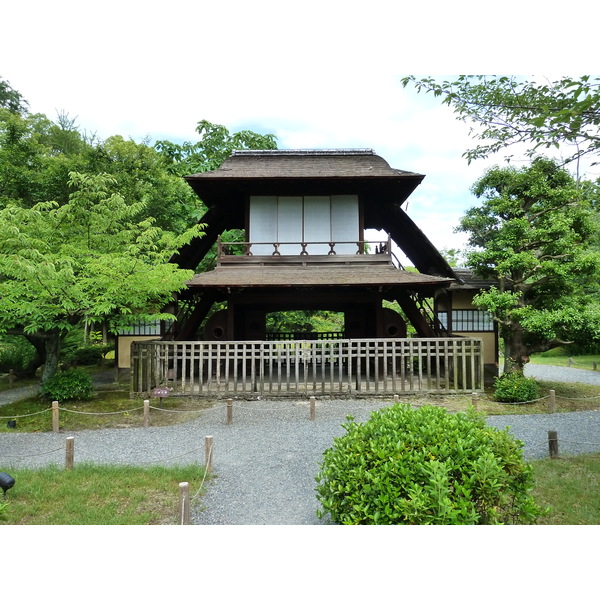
[310,396,316,421]
[227,399,233,425]
[549,390,556,413]
[569,358,573,367]
[143,399,150,427]
[65,436,75,470]
[8,369,14,388]
[179,482,190,525]
[594,362,597,371]
[548,430,559,459]
[205,435,213,473]
[52,401,60,432]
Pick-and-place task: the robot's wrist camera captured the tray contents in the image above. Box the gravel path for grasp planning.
[1,363,600,525]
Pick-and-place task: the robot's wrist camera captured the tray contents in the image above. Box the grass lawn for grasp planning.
[1,455,598,525]
[2,358,600,525]
[0,381,214,432]
[529,351,600,370]
[532,453,600,524]
[0,463,208,525]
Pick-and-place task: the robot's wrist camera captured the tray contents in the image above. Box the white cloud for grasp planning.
[3,1,596,260]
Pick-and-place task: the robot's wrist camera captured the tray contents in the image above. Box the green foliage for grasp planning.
[0,171,202,380]
[41,369,94,402]
[0,335,37,373]
[459,158,600,370]
[66,345,112,366]
[493,371,540,403]
[0,76,28,114]
[266,310,343,335]
[401,75,600,165]
[538,346,569,357]
[315,404,543,525]
[155,119,277,177]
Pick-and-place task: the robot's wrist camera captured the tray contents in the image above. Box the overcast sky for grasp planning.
[2,1,598,260]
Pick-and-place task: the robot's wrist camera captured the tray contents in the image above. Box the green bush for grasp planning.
[494,372,540,403]
[315,404,543,525]
[537,347,569,358]
[70,345,113,366]
[41,369,94,402]
[0,336,37,374]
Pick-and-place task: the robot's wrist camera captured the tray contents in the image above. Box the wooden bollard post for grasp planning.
[143,399,150,427]
[227,399,233,425]
[65,436,75,470]
[205,435,213,473]
[548,430,559,459]
[310,396,316,421]
[179,482,190,525]
[52,401,60,432]
[393,395,399,404]
[594,362,597,371]
[8,369,14,388]
[569,358,573,367]
[549,390,556,413]
[471,392,478,410]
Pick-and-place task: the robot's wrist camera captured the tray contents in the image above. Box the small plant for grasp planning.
[41,369,94,402]
[315,404,543,525]
[494,371,539,403]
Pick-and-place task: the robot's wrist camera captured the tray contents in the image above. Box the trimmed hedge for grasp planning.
[315,404,543,525]
[41,369,94,402]
[494,372,540,403]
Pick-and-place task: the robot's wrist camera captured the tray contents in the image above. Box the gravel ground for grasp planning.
[1,363,600,525]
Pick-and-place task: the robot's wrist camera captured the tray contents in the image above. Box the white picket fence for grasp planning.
[130,337,484,397]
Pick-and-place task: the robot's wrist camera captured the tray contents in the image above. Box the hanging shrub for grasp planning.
[315,404,543,525]
[41,369,94,402]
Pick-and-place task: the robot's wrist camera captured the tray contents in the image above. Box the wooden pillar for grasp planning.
[65,436,75,470]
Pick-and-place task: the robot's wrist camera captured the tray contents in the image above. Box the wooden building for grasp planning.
[130,149,495,397]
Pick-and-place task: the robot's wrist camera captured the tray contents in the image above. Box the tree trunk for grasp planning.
[502,324,530,374]
[41,330,62,383]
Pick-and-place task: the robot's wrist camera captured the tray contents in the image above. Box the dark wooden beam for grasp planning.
[393,291,436,337]
[174,294,218,341]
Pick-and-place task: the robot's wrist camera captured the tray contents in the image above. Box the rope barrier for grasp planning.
[192,443,213,500]
[553,394,600,400]
[149,406,207,414]
[0,409,52,419]
[58,407,144,416]
[1,445,64,458]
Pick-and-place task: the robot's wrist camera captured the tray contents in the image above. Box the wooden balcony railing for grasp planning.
[216,237,394,266]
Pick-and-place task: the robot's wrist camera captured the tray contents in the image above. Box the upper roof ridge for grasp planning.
[232,149,375,156]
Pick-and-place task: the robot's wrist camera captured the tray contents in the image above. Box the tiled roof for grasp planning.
[450,268,498,289]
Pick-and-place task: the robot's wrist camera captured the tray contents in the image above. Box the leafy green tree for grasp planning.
[84,135,200,232]
[401,75,600,166]
[0,77,29,114]
[458,157,600,373]
[155,119,277,176]
[0,172,202,382]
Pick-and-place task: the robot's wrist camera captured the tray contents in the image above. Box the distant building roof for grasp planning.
[450,268,498,290]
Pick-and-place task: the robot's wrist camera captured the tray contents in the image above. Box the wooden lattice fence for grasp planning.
[130,338,484,398]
